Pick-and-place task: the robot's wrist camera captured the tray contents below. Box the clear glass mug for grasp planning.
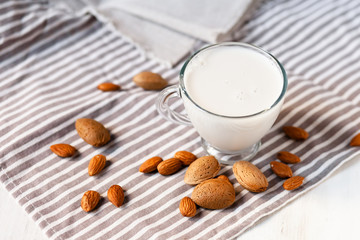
[156,42,287,165]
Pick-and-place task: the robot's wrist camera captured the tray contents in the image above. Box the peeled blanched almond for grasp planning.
[133,72,167,90]
[233,160,268,193]
[184,156,220,185]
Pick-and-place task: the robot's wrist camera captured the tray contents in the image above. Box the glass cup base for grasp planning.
[201,138,261,165]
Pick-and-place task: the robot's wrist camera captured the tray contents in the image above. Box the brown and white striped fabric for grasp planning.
[1,0,360,239]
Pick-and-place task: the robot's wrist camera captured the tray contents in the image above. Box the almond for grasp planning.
[97,82,121,91]
[217,175,230,182]
[191,178,235,209]
[179,197,197,217]
[139,156,163,173]
[157,158,182,175]
[277,151,301,164]
[107,185,124,207]
[184,156,220,185]
[283,176,304,190]
[174,151,197,166]
[350,133,360,146]
[233,160,268,192]
[217,175,233,187]
[133,72,167,90]
[88,154,106,176]
[283,126,309,140]
[270,161,292,178]
[81,190,100,212]
[50,144,76,157]
[75,118,110,147]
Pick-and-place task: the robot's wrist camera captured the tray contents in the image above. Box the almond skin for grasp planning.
[179,197,197,217]
[270,161,293,178]
[277,151,301,164]
[133,72,167,90]
[50,144,76,157]
[283,126,309,140]
[81,190,100,212]
[75,118,110,147]
[283,176,305,190]
[139,156,163,173]
[88,154,106,176]
[350,133,360,146]
[157,158,182,175]
[107,185,124,207]
[233,160,268,192]
[174,151,197,166]
[97,82,121,91]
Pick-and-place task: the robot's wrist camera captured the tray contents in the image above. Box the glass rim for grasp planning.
[179,42,288,119]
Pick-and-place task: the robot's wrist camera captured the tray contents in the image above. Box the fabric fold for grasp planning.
[49,0,259,66]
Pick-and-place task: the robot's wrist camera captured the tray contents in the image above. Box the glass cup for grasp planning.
[156,42,287,165]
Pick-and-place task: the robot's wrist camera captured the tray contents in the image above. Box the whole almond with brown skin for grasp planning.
[277,151,301,164]
[97,82,121,91]
[191,178,235,209]
[157,158,182,175]
[270,161,293,178]
[88,154,106,176]
[283,126,309,140]
[133,72,167,90]
[139,156,163,173]
[350,133,360,146]
[50,144,76,157]
[184,156,220,185]
[81,190,100,212]
[179,197,197,217]
[174,151,197,166]
[75,118,110,147]
[217,175,230,182]
[107,185,124,207]
[217,175,233,187]
[233,160,268,192]
[283,176,305,190]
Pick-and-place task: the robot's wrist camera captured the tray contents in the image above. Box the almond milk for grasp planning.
[181,44,286,152]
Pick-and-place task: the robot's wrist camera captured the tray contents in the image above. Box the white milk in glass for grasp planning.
[182,45,285,152]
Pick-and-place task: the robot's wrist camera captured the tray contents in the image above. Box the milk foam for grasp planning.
[184,46,283,116]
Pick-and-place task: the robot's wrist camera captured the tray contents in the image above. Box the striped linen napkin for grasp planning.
[1,0,360,239]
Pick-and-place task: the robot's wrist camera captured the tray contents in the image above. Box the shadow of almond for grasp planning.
[68,150,81,161]
[92,197,104,212]
[99,134,120,155]
[92,160,113,179]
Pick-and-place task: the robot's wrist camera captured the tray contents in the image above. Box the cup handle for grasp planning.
[156,85,192,125]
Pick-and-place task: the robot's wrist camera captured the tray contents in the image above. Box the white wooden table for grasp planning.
[1,155,360,240]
